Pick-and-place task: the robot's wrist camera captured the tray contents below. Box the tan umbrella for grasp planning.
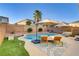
[55,23,69,27]
[38,19,58,24]
[37,19,58,32]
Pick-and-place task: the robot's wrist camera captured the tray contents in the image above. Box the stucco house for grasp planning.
[15,19,45,33]
[0,16,9,23]
[15,19,35,25]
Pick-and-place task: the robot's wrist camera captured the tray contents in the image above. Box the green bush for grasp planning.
[14,36,18,40]
[4,37,8,41]
[26,20,31,25]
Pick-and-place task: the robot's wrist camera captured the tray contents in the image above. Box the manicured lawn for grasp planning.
[0,39,29,56]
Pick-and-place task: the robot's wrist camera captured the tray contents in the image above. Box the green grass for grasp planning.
[0,38,29,56]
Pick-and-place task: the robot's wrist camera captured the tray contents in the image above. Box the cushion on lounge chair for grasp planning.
[54,36,62,41]
[74,37,79,41]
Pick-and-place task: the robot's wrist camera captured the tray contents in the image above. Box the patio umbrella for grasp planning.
[55,23,69,27]
[38,19,58,24]
[37,19,58,55]
[32,19,58,44]
[37,19,58,32]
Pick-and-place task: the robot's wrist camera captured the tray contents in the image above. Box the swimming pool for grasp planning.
[24,33,57,41]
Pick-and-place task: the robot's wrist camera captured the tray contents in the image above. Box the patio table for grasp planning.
[48,36,54,40]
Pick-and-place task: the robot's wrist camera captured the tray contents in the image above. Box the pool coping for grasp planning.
[18,37,48,56]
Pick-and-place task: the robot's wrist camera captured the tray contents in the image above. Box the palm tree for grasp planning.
[33,10,42,23]
[33,10,42,41]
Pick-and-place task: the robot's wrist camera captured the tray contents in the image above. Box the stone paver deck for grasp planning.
[63,37,79,56]
[19,37,48,56]
[19,36,79,56]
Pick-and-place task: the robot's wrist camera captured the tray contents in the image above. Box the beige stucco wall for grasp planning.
[6,24,46,35]
[0,24,6,45]
[25,24,46,33]
[6,24,26,35]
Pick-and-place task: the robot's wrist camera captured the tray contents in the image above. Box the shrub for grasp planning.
[26,20,31,25]
[4,37,8,40]
[14,36,18,40]
[27,28,32,33]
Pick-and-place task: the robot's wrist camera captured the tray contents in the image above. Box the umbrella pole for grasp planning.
[36,24,38,40]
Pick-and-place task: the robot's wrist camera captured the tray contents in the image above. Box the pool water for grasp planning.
[25,33,57,41]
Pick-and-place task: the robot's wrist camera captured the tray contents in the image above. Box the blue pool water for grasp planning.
[25,33,57,41]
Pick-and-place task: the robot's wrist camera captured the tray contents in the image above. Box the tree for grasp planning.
[33,10,42,23]
[33,10,42,40]
[26,20,31,25]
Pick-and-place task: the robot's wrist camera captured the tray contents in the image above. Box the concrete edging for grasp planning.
[19,37,48,56]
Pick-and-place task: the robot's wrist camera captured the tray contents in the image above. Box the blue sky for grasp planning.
[0,3,79,24]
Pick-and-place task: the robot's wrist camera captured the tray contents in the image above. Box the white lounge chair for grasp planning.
[62,32,72,37]
[74,35,79,41]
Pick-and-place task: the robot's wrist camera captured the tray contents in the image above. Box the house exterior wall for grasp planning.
[25,24,45,33]
[16,19,34,25]
[0,16,9,23]
[16,21,27,25]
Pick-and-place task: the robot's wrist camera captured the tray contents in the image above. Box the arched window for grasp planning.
[38,28,43,32]
[27,28,32,33]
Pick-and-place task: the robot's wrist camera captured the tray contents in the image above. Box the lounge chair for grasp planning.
[62,32,72,37]
[41,36,48,43]
[53,36,62,45]
[74,35,79,41]
[54,36,62,41]
[40,35,63,45]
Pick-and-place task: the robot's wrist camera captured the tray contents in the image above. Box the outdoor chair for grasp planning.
[74,35,79,41]
[53,36,62,44]
[41,36,48,43]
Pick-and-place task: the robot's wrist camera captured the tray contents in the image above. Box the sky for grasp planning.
[0,3,79,24]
